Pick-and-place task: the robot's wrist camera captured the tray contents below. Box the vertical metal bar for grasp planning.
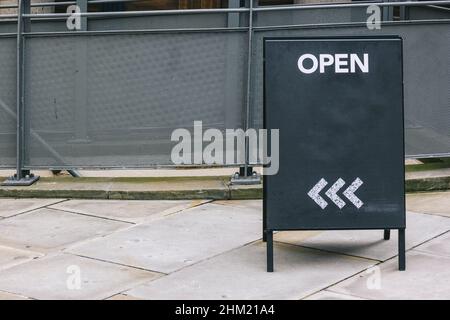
[382,0,394,21]
[266,229,273,272]
[398,228,406,271]
[77,0,87,31]
[399,1,409,21]
[224,0,241,131]
[16,0,31,180]
[384,229,391,240]
[263,207,267,242]
[72,0,90,143]
[243,0,254,177]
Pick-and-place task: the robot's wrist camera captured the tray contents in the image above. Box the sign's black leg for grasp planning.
[384,229,391,240]
[263,211,267,242]
[398,228,406,271]
[267,230,273,272]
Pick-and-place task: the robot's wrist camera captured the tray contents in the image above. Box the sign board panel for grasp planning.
[263,36,405,271]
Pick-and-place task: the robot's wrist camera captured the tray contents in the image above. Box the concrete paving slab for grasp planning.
[0,245,42,271]
[274,212,450,261]
[330,251,450,299]
[414,231,450,257]
[406,191,450,216]
[0,254,159,300]
[68,203,262,273]
[0,208,130,252]
[0,198,65,218]
[49,199,207,223]
[126,242,375,300]
[0,290,30,300]
[304,290,366,300]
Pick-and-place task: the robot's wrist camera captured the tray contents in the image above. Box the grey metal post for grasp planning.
[382,0,394,21]
[2,0,39,186]
[224,0,242,130]
[72,0,89,143]
[244,0,254,176]
[231,0,260,185]
[399,228,406,270]
[266,230,273,272]
[65,0,88,178]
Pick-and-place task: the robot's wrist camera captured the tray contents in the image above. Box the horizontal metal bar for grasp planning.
[22,152,450,170]
[24,164,248,170]
[406,153,450,159]
[14,16,450,36]
[23,27,249,37]
[252,18,450,31]
[23,7,249,19]
[0,15,18,19]
[254,1,450,12]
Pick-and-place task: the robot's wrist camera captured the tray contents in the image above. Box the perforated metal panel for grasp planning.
[24,32,247,167]
[0,37,17,167]
[0,6,449,170]
[251,23,450,157]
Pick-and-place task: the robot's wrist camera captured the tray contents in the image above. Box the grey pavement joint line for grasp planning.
[0,289,34,300]
[67,252,168,276]
[323,288,372,300]
[126,238,265,282]
[313,229,450,298]
[56,202,215,254]
[276,214,450,263]
[407,210,450,219]
[302,288,370,300]
[407,229,450,252]
[300,259,384,300]
[45,206,135,225]
[1,198,70,220]
[66,252,148,276]
[161,199,214,219]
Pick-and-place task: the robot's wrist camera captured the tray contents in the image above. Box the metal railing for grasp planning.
[0,0,449,184]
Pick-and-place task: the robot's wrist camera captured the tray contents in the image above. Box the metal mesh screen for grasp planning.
[24,32,248,167]
[0,37,17,167]
[0,5,448,170]
[250,22,450,158]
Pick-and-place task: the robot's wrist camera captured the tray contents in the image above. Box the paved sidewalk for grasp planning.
[0,192,449,300]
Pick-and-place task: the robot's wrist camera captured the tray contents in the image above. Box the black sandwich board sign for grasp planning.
[263,36,405,272]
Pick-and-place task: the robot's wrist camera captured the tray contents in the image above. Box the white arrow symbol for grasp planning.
[307,178,328,209]
[343,177,364,209]
[325,178,346,209]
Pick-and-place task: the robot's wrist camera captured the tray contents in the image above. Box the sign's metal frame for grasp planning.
[263,35,406,273]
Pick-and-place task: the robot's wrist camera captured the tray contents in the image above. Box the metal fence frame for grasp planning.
[1,0,449,184]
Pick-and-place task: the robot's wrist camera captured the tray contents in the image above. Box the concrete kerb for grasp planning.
[0,175,447,200]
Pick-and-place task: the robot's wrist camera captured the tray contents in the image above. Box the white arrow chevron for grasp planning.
[343,177,364,209]
[325,178,346,209]
[307,178,328,209]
